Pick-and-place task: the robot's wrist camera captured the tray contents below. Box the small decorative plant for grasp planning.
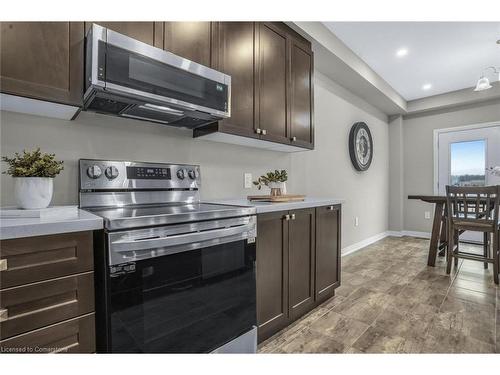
[253,170,288,196]
[2,148,64,209]
[2,148,64,178]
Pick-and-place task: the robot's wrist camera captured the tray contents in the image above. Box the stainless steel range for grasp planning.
[79,159,257,353]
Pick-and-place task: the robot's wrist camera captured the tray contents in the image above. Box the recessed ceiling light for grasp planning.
[396,48,408,57]
[422,83,432,90]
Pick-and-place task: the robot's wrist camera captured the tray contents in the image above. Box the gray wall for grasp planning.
[0,72,391,250]
[400,100,500,233]
[388,115,404,232]
[291,72,390,249]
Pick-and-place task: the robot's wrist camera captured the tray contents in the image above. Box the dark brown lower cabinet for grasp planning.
[256,205,341,343]
[315,205,341,303]
[256,211,289,342]
[288,208,316,320]
[0,231,96,353]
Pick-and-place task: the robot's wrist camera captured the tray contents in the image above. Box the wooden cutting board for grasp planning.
[247,194,306,202]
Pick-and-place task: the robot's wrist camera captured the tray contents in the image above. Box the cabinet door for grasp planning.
[289,38,314,148]
[0,22,84,106]
[0,313,95,353]
[163,22,211,66]
[213,22,257,138]
[0,231,93,289]
[315,205,341,303]
[255,23,289,144]
[288,208,316,320]
[256,211,289,342]
[85,22,162,47]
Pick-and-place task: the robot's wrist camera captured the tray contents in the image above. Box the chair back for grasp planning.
[446,185,500,230]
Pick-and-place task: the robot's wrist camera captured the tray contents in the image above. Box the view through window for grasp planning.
[450,139,486,187]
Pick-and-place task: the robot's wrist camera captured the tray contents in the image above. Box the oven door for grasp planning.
[102,218,257,353]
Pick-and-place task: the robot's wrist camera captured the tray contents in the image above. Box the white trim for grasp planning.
[386,230,403,237]
[401,230,431,239]
[433,120,500,195]
[0,93,79,120]
[341,230,432,258]
[341,231,390,256]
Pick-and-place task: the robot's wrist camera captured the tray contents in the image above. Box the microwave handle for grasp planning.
[110,223,255,253]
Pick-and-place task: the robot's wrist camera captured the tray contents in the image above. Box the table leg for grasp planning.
[427,202,444,266]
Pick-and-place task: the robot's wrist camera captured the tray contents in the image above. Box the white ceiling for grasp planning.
[324,22,500,101]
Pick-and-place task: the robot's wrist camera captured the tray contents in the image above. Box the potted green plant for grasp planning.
[2,148,64,209]
[253,170,288,196]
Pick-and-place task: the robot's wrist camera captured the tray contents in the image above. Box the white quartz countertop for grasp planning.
[205,197,344,214]
[0,209,103,240]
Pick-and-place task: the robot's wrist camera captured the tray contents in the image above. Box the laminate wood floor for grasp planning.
[258,236,500,353]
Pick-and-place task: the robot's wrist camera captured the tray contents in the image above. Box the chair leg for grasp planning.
[493,231,499,285]
[454,231,459,268]
[446,228,454,275]
[483,232,489,269]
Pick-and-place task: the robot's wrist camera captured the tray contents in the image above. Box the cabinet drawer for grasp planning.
[0,272,94,340]
[0,313,95,353]
[0,231,93,289]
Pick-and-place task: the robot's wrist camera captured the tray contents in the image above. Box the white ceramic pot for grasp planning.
[14,177,54,209]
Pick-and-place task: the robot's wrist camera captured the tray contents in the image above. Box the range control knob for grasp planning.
[188,169,197,180]
[86,165,102,179]
[105,166,119,180]
[176,169,186,180]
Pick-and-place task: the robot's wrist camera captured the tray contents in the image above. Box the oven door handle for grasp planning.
[110,223,255,252]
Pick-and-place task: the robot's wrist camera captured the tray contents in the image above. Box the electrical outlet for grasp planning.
[355,217,359,227]
[244,173,252,189]
[424,211,431,219]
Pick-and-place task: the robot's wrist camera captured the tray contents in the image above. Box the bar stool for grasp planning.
[445,185,500,285]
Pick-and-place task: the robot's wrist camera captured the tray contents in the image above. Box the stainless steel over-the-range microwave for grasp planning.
[82,23,231,128]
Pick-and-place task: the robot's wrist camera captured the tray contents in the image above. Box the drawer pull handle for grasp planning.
[283,214,290,221]
[261,129,267,135]
[255,128,262,135]
[0,308,8,322]
[291,214,296,220]
[327,206,335,211]
[0,259,7,272]
[291,136,297,142]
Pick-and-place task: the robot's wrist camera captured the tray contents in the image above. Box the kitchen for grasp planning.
[1,0,500,372]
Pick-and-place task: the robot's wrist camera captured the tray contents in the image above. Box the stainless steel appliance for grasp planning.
[79,159,257,353]
[82,24,231,128]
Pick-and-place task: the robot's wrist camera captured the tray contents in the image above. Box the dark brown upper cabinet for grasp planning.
[289,38,314,149]
[315,205,341,303]
[255,23,289,144]
[194,22,314,152]
[84,22,163,48]
[163,22,212,66]
[288,208,316,320]
[211,22,257,138]
[0,22,84,106]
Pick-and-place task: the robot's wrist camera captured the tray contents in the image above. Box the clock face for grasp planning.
[349,122,373,171]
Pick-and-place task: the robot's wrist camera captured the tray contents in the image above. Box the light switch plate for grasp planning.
[424,211,431,219]
[355,217,359,226]
[244,173,252,189]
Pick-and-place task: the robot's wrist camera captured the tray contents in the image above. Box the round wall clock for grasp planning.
[349,122,373,171]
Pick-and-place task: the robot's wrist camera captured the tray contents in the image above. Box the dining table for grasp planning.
[408,195,448,266]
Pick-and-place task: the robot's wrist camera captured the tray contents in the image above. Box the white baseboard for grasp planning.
[341,230,432,257]
[341,231,390,257]
[401,230,431,239]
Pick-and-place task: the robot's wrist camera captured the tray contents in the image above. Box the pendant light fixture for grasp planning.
[474,66,499,92]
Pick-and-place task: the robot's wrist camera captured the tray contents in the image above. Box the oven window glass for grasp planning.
[108,240,256,353]
[100,42,228,112]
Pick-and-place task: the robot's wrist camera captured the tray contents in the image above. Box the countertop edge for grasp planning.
[0,210,104,240]
[205,198,344,214]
